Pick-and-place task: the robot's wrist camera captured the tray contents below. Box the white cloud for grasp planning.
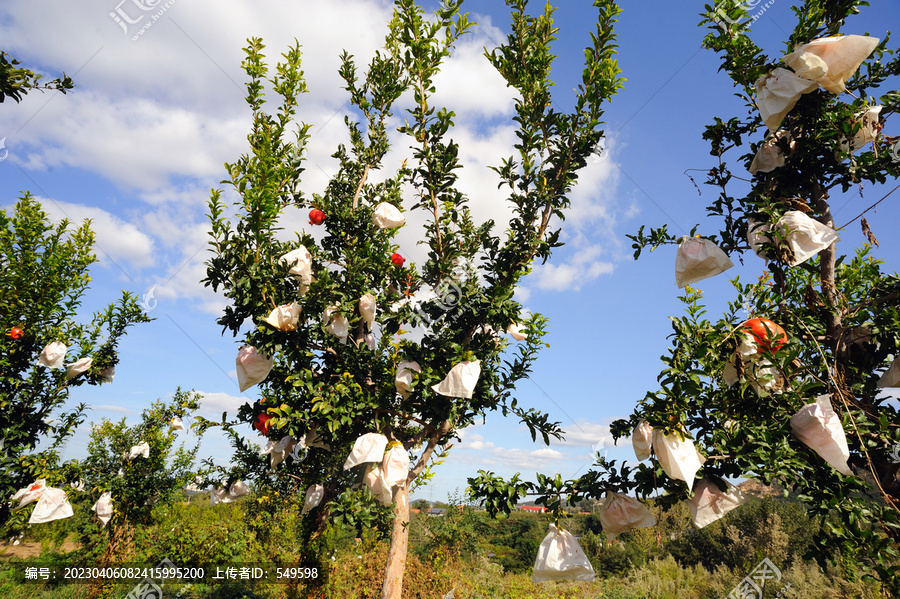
[557,419,624,449]
[532,242,614,291]
[0,0,629,337]
[0,0,399,195]
[137,204,227,313]
[89,404,134,415]
[38,197,157,271]
[11,92,247,191]
[431,21,517,120]
[198,390,247,417]
[487,446,566,470]
[455,427,568,471]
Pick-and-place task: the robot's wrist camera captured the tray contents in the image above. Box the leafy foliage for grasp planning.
[469,0,900,594]
[79,389,203,528]
[0,194,150,532]
[201,0,623,594]
[0,51,73,104]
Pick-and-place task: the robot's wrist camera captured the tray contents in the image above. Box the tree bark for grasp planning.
[810,182,841,342]
[381,421,449,598]
[381,484,410,599]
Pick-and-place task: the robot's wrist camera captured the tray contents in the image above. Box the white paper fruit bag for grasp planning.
[790,394,852,475]
[688,478,747,528]
[632,420,653,461]
[236,345,274,392]
[652,429,706,485]
[675,236,734,288]
[432,360,481,399]
[532,523,595,583]
[343,433,388,470]
[598,492,656,540]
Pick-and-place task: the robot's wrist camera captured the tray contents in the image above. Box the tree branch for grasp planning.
[351,163,371,211]
[407,419,452,482]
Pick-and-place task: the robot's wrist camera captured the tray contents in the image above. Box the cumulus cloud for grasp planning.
[37,197,157,272]
[431,19,517,120]
[197,390,248,417]
[9,93,248,192]
[0,0,628,336]
[455,428,568,471]
[89,404,134,415]
[532,242,614,291]
[557,419,623,449]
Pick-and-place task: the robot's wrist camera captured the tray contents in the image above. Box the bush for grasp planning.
[624,555,714,599]
[133,500,256,567]
[665,496,817,572]
[415,497,482,565]
[581,534,642,579]
[486,513,546,572]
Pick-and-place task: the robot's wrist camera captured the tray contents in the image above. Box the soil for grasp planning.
[0,538,79,559]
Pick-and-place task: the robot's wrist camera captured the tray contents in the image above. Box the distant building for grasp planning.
[428,508,446,517]
[518,505,547,513]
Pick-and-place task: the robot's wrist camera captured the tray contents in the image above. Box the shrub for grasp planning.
[416,496,481,565]
[133,501,256,567]
[487,513,546,572]
[624,555,714,599]
[665,496,817,572]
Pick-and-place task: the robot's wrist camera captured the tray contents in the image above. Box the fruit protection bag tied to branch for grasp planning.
[236,345,274,392]
[756,68,818,131]
[790,395,852,475]
[749,131,793,175]
[372,202,405,229]
[651,429,706,486]
[11,479,46,507]
[877,356,900,388]
[364,464,394,506]
[38,341,66,369]
[66,357,92,379]
[674,236,734,288]
[395,361,421,399]
[263,436,296,469]
[279,246,313,293]
[783,35,880,95]
[532,523,595,583]
[364,445,410,506]
[302,484,324,514]
[688,478,747,528]
[264,303,301,331]
[343,433,389,470]
[631,420,653,461]
[598,492,656,540]
[92,492,113,526]
[127,442,150,460]
[228,481,250,500]
[432,360,481,399]
[775,211,840,266]
[28,487,74,524]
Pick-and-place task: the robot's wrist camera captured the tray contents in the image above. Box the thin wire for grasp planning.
[837,182,900,230]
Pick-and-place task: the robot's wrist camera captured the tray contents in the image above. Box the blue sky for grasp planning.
[1,0,898,504]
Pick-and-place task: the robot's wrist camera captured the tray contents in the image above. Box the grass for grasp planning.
[0,495,889,599]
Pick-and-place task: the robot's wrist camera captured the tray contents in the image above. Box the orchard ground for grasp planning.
[0,481,888,599]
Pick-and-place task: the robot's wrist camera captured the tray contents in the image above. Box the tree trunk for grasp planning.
[381,483,410,599]
[88,519,133,599]
[810,183,841,342]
